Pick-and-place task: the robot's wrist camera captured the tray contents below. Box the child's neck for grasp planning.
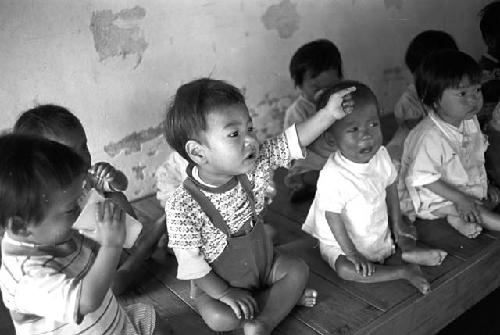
[5,232,76,256]
[195,166,234,187]
[436,112,462,128]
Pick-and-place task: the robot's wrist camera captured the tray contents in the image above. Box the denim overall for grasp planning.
[183,173,274,298]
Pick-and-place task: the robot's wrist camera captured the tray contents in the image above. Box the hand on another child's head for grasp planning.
[90,162,117,183]
[324,86,356,120]
[95,200,125,248]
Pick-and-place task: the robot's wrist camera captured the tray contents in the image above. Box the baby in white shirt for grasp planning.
[303,81,447,294]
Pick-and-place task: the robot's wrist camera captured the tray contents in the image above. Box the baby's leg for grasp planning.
[398,235,447,266]
[247,254,316,335]
[195,291,242,332]
[476,206,500,231]
[335,256,430,294]
[433,205,482,238]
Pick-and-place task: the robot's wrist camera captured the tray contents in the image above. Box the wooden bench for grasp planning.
[122,167,500,335]
[1,168,500,334]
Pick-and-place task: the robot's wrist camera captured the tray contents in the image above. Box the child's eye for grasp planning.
[228,131,239,138]
[370,122,379,128]
[347,127,358,133]
[247,126,254,133]
[456,91,467,97]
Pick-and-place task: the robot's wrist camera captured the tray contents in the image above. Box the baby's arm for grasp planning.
[295,87,355,147]
[325,211,375,277]
[424,180,482,223]
[386,181,417,241]
[79,200,125,316]
[193,271,258,320]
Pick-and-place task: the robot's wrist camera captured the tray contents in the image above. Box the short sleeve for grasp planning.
[16,267,81,324]
[284,124,306,160]
[406,133,443,187]
[174,248,211,280]
[315,167,345,214]
[380,147,398,186]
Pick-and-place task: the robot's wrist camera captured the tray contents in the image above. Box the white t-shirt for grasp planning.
[302,146,397,262]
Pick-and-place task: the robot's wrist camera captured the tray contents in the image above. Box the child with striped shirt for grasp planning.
[0,134,159,335]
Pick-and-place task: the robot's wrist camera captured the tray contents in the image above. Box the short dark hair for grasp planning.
[13,104,85,139]
[0,134,86,230]
[480,1,500,43]
[405,30,459,73]
[164,78,246,164]
[289,39,343,87]
[415,50,482,108]
[316,80,378,113]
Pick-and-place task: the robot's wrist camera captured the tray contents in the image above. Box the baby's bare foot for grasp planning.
[447,216,482,238]
[243,320,271,335]
[402,247,447,266]
[404,265,430,295]
[297,288,318,307]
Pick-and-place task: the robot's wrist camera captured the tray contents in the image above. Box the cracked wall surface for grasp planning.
[0,0,490,199]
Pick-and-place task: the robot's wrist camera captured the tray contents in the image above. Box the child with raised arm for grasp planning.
[283,39,343,202]
[400,50,500,238]
[386,30,458,164]
[13,105,165,295]
[164,78,354,335]
[0,134,158,334]
[303,81,447,295]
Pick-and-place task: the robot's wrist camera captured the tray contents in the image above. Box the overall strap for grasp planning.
[237,174,257,221]
[183,178,231,236]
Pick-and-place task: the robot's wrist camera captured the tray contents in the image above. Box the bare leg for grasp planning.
[335,256,430,294]
[398,235,447,266]
[433,205,482,238]
[246,254,314,335]
[477,206,500,231]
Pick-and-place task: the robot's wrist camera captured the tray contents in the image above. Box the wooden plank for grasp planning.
[356,241,500,335]
[291,272,382,335]
[132,196,164,222]
[416,218,496,260]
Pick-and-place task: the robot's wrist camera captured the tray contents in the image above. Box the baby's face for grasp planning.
[333,102,382,164]
[198,104,259,185]
[25,174,85,246]
[300,68,341,103]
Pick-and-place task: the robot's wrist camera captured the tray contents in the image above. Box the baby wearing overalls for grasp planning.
[164,78,355,335]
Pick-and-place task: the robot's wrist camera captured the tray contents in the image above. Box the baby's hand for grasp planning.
[219,287,258,320]
[322,86,356,120]
[456,195,482,224]
[95,200,125,248]
[346,251,375,277]
[90,162,127,192]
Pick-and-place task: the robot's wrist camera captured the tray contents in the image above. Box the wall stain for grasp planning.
[104,121,164,157]
[384,0,404,10]
[89,5,148,68]
[131,164,146,180]
[261,0,300,39]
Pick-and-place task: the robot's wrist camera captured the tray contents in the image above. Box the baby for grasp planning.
[303,81,447,295]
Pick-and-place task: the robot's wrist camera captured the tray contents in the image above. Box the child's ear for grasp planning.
[7,216,30,237]
[185,140,208,165]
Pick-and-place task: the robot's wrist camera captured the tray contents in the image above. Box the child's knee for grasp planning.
[286,256,310,284]
[201,308,240,332]
[334,257,356,281]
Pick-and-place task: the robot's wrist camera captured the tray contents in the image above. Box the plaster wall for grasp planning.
[0,0,490,198]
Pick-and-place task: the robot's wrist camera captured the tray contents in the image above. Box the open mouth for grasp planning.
[359,146,373,155]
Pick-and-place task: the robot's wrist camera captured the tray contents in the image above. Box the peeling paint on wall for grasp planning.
[261,0,300,39]
[89,5,148,68]
[251,92,295,140]
[104,121,164,157]
[384,0,404,10]
[131,164,146,180]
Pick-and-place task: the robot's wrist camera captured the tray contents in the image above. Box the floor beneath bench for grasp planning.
[2,171,500,334]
